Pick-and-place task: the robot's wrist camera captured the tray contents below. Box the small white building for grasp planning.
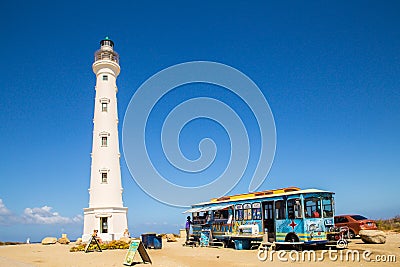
[82,37,128,242]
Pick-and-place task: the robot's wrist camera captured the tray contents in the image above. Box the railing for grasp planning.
[94,50,119,64]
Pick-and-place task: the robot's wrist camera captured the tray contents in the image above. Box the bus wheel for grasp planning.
[285,233,301,250]
[285,233,299,243]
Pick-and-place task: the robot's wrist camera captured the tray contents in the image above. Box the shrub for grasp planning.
[69,240,130,252]
[376,215,400,232]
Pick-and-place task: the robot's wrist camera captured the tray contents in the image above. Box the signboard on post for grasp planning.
[123,240,152,265]
[84,235,102,253]
[200,229,211,247]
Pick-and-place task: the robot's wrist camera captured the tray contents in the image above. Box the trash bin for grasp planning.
[234,239,251,250]
[153,235,162,249]
[141,233,162,249]
[141,232,156,248]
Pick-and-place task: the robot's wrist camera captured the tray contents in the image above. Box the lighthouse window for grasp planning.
[101,136,108,147]
[101,172,108,183]
[100,98,110,112]
[102,75,108,81]
[101,102,108,112]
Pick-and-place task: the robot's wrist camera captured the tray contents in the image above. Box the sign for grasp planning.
[84,235,102,253]
[123,240,152,266]
[200,229,211,247]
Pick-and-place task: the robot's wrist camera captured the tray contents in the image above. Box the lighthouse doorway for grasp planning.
[100,217,108,233]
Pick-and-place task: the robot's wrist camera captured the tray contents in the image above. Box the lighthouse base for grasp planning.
[82,206,128,243]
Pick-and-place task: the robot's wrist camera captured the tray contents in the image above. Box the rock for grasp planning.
[359,230,386,244]
[119,237,131,243]
[166,234,177,242]
[58,237,70,244]
[58,234,70,244]
[41,237,57,245]
[75,238,82,245]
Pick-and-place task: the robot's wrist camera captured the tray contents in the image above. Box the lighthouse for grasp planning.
[82,37,128,242]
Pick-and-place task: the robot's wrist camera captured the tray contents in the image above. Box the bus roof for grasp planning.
[191,187,334,207]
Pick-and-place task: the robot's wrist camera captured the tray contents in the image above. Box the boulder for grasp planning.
[119,237,131,243]
[166,234,177,242]
[41,237,57,245]
[359,230,386,244]
[58,237,70,244]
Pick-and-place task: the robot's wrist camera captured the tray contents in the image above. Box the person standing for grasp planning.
[123,228,130,238]
[185,216,193,242]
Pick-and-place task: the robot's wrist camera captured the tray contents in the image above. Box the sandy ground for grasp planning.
[0,233,399,267]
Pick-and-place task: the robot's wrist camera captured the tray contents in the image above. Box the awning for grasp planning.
[182,204,232,213]
[182,207,204,214]
[204,204,232,211]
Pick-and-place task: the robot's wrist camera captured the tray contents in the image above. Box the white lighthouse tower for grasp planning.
[82,37,128,242]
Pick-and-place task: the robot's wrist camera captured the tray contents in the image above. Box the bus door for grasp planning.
[262,201,275,242]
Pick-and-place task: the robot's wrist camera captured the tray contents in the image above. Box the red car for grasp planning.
[334,215,378,238]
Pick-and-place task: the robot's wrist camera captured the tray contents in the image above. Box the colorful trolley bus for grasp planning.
[184,187,343,248]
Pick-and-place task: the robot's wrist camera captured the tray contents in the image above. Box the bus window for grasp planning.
[264,202,273,220]
[243,204,252,220]
[235,204,243,221]
[252,202,262,220]
[322,197,333,217]
[193,212,200,224]
[193,212,209,224]
[287,198,302,219]
[304,197,321,218]
[275,200,286,220]
[214,209,229,220]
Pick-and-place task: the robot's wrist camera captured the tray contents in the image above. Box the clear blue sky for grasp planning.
[0,0,399,242]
